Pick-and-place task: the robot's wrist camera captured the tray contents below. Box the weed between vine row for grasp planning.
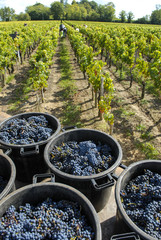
[59,38,81,127]
[8,77,31,113]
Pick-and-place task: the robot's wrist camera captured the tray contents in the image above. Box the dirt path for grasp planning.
[38,41,64,120]
[40,37,102,131]
[0,36,160,163]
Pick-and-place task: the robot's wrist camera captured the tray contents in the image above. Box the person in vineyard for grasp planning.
[10,31,19,40]
[63,27,67,37]
[8,31,20,71]
[59,20,65,36]
[60,30,64,38]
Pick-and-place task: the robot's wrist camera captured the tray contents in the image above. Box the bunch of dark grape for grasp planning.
[0,115,53,145]
[50,140,114,176]
[120,169,161,239]
[0,176,8,194]
[0,198,95,240]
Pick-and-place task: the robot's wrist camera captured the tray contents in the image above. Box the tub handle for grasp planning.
[62,126,77,132]
[91,173,115,190]
[20,145,39,156]
[33,173,55,184]
[112,163,127,181]
[119,163,127,169]
[4,148,12,155]
[110,232,140,240]
[0,145,12,155]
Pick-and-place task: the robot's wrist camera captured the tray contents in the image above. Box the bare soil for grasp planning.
[0,36,161,164]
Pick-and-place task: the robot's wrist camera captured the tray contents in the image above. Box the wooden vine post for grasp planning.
[99,77,104,120]
[92,87,94,101]
[95,91,98,108]
[3,67,7,87]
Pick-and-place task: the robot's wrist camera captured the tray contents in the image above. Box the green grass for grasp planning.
[140,99,148,105]
[7,76,31,113]
[136,124,153,140]
[146,80,160,97]
[59,80,77,99]
[136,141,159,159]
[62,101,81,127]
[119,107,135,117]
[59,38,81,127]
[136,123,146,132]
[6,74,15,84]
[8,101,21,112]
[113,96,124,105]
[141,131,153,140]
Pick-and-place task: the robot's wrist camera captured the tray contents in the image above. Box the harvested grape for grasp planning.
[0,115,53,145]
[50,140,114,176]
[120,169,161,239]
[0,198,95,240]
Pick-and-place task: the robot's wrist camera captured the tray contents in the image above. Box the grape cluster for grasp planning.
[120,169,161,239]
[0,176,8,194]
[0,115,53,145]
[50,140,114,176]
[0,198,95,240]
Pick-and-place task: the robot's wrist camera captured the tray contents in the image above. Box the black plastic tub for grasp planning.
[115,159,161,240]
[0,152,16,200]
[44,128,123,212]
[0,179,102,240]
[0,112,61,183]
